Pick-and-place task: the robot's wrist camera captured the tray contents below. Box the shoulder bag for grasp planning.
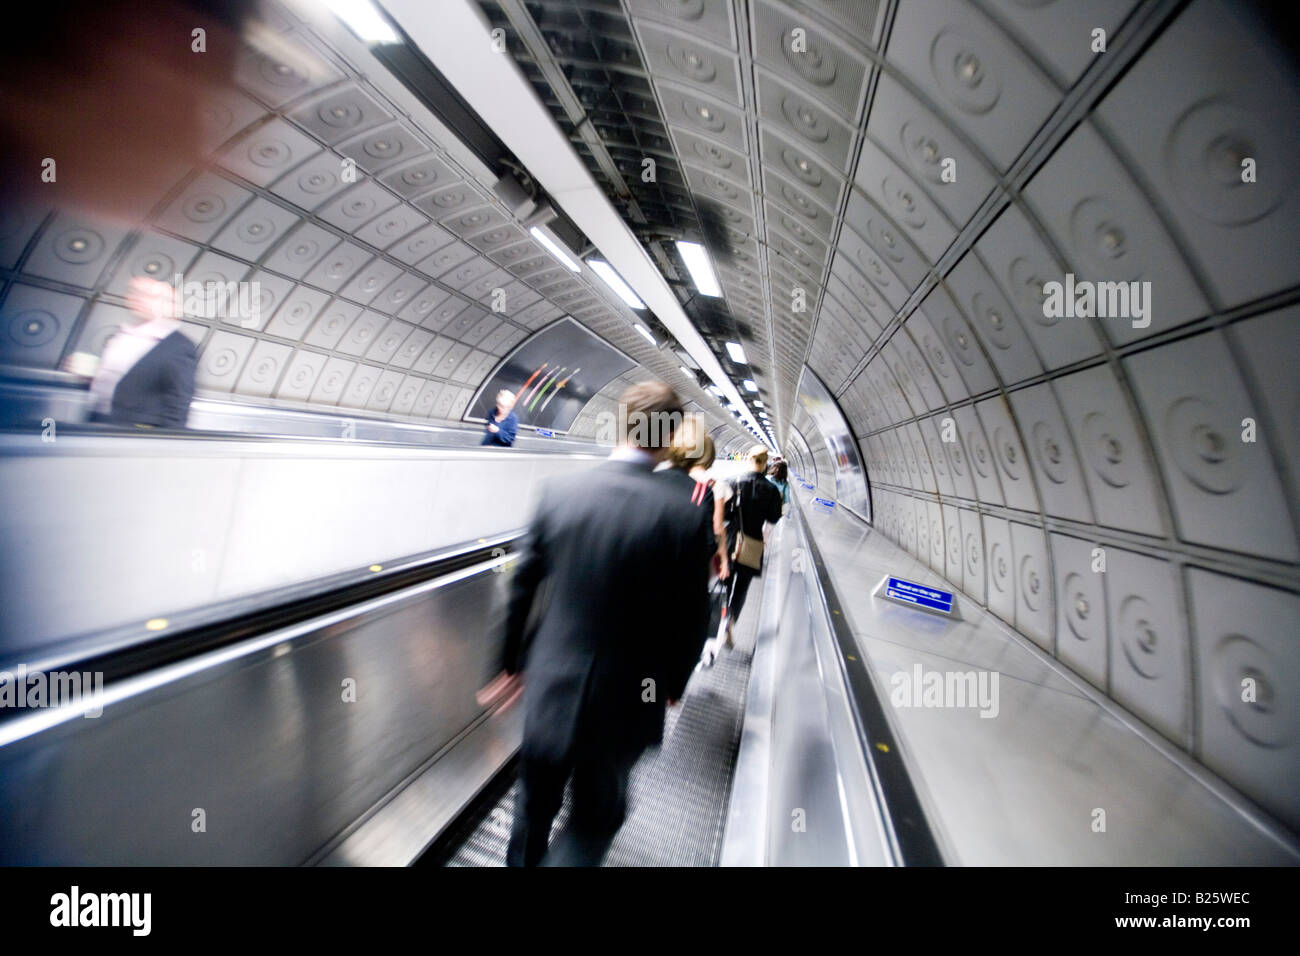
[731,478,764,570]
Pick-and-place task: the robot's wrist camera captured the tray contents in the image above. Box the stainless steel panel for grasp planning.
[0,556,517,864]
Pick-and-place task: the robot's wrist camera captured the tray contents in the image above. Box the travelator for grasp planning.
[0,405,874,866]
[2,407,1293,865]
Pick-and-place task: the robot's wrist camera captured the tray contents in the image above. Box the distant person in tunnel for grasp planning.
[70,276,197,429]
[480,390,518,446]
[767,460,790,511]
[722,445,784,648]
[492,381,713,866]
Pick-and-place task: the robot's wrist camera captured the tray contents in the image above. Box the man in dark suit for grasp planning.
[495,381,714,866]
[84,276,197,428]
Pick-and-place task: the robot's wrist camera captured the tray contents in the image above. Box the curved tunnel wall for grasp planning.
[791,406,837,502]
[791,0,1300,833]
[0,0,749,447]
[0,0,1295,841]
[784,425,815,487]
[794,368,870,519]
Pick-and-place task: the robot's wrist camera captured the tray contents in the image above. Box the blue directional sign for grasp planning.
[881,576,955,615]
[536,428,555,438]
[802,482,814,490]
[812,496,835,507]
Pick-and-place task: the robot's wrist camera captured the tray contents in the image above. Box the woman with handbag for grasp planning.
[722,445,785,648]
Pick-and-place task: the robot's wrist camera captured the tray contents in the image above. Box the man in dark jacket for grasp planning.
[497,382,714,866]
[85,276,197,428]
[480,389,518,446]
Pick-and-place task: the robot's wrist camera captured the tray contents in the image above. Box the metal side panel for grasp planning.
[0,556,515,865]
[721,517,890,866]
[0,431,602,661]
[319,702,522,866]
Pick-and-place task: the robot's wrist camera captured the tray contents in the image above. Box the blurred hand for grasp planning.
[0,0,251,226]
[718,555,730,581]
[62,352,99,378]
[476,670,524,711]
[488,423,499,433]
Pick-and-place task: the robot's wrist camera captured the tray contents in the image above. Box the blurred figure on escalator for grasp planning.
[720,445,784,648]
[67,276,197,429]
[656,415,728,666]
[658,415,728,580]
[480,390,518,446]
[487,381,713,866]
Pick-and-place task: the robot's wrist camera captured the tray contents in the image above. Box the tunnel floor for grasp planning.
[439,578,766,867]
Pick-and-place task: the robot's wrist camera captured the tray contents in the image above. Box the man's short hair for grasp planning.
[749,445,769,470]
[619,381,683,450]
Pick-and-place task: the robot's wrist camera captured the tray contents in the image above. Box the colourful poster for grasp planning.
[466,317,636,433]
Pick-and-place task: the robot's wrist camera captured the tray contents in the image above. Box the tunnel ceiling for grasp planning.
[0,0,753,446]
[474,0,884,444]
[479,0,1299,830]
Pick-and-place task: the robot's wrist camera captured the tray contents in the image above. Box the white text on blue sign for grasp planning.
[885,577,955,614]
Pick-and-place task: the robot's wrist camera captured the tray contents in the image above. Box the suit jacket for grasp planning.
[95,330,197,428]
[503,458,715,765]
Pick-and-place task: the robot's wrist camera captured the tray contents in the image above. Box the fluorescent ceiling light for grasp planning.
[680,366,693,377]
[676,241,722,297]
[588,259,646,309]
[633,323,656,346]
[707,384,723,396]
[743,379,758,392]
[726,341,747,364]
[530,226,580,273]
[754,400,764,407]
[321,0,400,44]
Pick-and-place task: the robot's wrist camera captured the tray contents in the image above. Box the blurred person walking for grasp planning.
[767,460,790,511]
[75,276,197,429]
[657,415,729,581]
[721,445,784,648]
[656,416,729,667]
[481,389,519,446]
[492,382,714,866]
